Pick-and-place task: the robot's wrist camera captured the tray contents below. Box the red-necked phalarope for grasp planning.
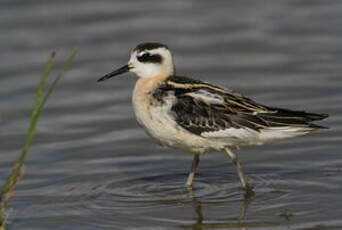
[98,42,328,195]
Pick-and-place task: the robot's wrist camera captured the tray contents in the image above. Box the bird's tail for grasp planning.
[258,107,329,129]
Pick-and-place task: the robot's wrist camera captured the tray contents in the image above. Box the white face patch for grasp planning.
[128,48,174,78]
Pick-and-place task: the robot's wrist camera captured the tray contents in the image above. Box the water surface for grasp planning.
[1,1,341,229]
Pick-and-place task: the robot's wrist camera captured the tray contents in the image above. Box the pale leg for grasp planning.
[224,148,254,195]
[186,154,200,187]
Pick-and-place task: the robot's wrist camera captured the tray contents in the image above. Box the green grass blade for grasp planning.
[0,50,77,229]
[0,52,55,197]
[40,49,77,108]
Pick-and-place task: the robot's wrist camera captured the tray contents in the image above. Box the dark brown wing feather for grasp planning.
[158,76,328,135]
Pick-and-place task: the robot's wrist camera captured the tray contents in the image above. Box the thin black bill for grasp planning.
[97,64,130,82]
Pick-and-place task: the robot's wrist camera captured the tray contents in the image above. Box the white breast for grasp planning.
[132,78,218,154]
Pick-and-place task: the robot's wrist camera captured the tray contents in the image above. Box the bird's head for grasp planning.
[98,42,174,82]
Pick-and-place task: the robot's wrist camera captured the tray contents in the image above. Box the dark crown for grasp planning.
[133,42,169,52]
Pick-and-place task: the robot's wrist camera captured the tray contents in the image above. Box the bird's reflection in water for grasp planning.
[184,189,280,230]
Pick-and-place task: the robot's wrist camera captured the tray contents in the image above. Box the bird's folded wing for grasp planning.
[169,86,272,136]
[167,78,327,137]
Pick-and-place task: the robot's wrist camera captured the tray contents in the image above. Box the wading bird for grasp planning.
[98,42,328,196]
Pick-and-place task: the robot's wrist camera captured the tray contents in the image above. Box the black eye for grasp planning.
[137,52,162,63]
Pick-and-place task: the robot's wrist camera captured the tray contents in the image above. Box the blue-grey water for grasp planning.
[1,1,341,229]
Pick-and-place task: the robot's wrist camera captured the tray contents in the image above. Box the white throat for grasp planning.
[133,63,173,78]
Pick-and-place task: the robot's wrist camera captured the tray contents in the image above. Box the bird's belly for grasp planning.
[134,104,210,153]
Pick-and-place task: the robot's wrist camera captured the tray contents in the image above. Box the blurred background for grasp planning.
[1,0,341,229]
